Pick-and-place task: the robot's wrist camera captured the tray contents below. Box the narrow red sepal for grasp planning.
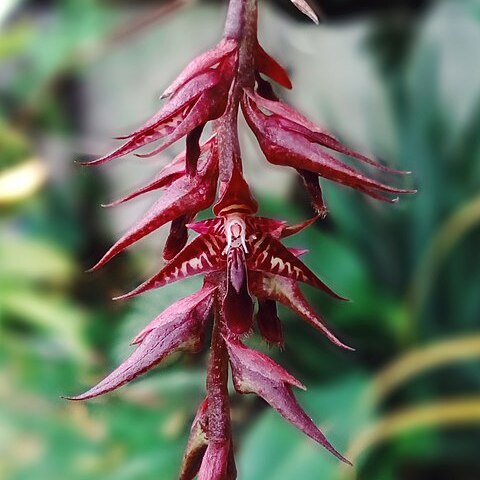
[162,37,238,98]
[65,290,214,400]
[115,234,226,300]
[226,338,351,465]
[255,42,292,89]
[256,299,284,347]
[249,272,353,350]
[242,92,415,202]
[132,285,216,345]
[247,234,347,300]
[89,149,218,271]
[198,441,231,480]
[179,399,209,480]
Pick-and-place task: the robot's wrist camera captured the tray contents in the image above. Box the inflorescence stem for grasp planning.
[216,0,257,181]
[206,0,258,456]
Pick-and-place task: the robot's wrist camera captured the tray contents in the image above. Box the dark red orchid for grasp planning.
[69,0,416,477]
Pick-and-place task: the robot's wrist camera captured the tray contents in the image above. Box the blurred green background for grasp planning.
[1,0,480,479]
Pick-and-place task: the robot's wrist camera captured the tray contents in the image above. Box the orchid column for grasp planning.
[67,0,414,478]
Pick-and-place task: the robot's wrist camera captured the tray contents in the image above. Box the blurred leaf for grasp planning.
[0,287,89,360]
[367,335,480,407]
[0,22,31,59]
[0,232,75,285]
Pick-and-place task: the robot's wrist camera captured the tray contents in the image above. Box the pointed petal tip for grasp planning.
[334,451,353,466]
[135,150,157,159]
[77,159,99,167]
[86,256,108,273]
[112,291,134,301]
[62,393,90,401]
[334,292,349,302]
[339,342,356,352]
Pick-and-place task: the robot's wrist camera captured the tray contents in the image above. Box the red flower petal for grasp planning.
[290,0,319,24]
[162,37,238,99]
[242,93,415,198]
[247,234,347,300]
[255,42,292,89]
[179,399,209,480]
[246,216,286,239]
[65,290,214,400]
[249,272,353,350]
[83,71,221,166]
[226,338,351,465]
[198,441,231,480]
[132,285,216,345]
[116,233,226,300]
[126,70,221,140]
[213,164,258,217]
[188,218,223,236]
[89,149,218,271]
[135,86,227,160]
[281,215,319,238]
[256,299,284,347]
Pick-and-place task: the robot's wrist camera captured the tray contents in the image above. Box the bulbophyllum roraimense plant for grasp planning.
[67,0,415,477]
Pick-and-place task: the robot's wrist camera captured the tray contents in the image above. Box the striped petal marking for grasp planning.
[246,234,347,300]
[116,234,227,300]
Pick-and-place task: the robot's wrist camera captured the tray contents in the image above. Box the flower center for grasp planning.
[224,215,248,253]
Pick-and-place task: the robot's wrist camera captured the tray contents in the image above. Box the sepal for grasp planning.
[290,0,319,24]
[179,399,209,480]
[65,288,214,400]
[255,42,292,89]
[242,92,415,202]
[198,441,231,480]
[90,143,218,271]
[116,234,226,300]
[256,299,284,347]
[162,37,238,99]
[226,337,350,465]
[249,272,353,350]
[247,234,347,300]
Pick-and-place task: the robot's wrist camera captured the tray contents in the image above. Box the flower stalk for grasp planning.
[68,0,415,477]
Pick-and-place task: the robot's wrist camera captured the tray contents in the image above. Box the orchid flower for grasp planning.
[68,0,415,477]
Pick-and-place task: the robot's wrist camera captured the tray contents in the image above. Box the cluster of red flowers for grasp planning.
[68,0,414,478]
